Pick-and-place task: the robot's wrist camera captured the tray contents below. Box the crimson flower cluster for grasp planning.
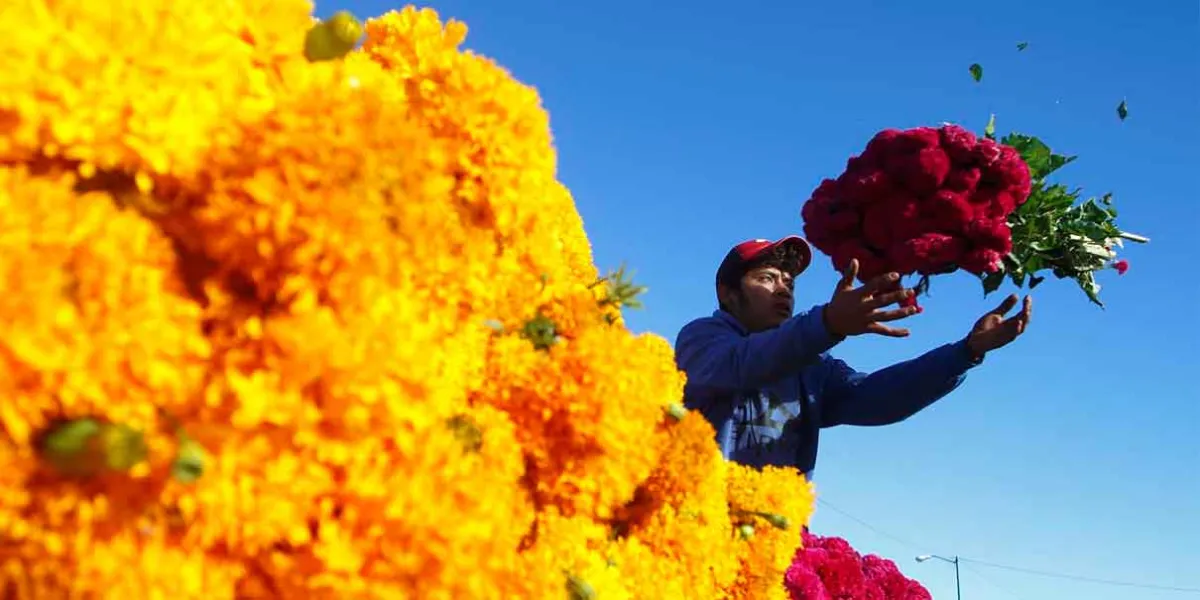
[785,532,932,600]
[802,125,1033,282]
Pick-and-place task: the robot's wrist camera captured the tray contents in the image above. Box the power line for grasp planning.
[962,557,1200,594]
[814,498,1200,595]
[815,498,926,551]
[961,561,1027,600]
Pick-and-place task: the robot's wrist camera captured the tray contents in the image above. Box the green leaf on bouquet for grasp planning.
[1017,42,1029,51]
[1079,272,1103,307]
[1100,193,1118,217]
[1117,99,1129,121]
[969,63,984,82]
[981,270,1006,295]
[987,126,1151,306]
[1034,184,1079,212]
[1000,132,1077,181]
[1003,254,1026,287]
[974,121,1148,305]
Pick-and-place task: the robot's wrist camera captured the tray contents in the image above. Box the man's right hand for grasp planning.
[822,259,920,338]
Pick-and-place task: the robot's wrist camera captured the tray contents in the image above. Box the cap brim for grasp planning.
[754,235,813,277]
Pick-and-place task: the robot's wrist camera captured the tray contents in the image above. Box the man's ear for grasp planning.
[716,283,738,310]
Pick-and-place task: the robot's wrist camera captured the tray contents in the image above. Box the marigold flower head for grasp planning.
[0,1,818,598]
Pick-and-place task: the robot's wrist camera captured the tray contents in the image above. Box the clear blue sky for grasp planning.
[338,1,1199,598]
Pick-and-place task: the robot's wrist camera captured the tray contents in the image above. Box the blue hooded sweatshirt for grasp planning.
[674,305,982,478]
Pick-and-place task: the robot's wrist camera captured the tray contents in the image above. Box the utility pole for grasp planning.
[916,554,961,600]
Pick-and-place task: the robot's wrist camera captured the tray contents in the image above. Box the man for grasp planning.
[674,235,1032,478]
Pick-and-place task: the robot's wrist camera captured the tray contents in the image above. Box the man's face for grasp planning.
[722,265,795,333]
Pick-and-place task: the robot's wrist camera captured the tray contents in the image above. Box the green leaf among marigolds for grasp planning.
[170,436,207,484]
[566,573,596,600]
[665,403,689,422]
[596,264,648,310]
[521,313,560,350]
[446,414,484,453]
[37,418,103,476]
[738,523,755,540]
[304,11,364,62]
[36,419,148,477]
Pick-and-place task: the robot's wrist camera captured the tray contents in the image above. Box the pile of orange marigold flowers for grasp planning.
[0,2,817,598]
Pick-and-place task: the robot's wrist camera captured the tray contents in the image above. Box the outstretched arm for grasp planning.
[677,263,920,395]
[819,339,981,427]
[675,307,841,393]
[820,291,1033,427]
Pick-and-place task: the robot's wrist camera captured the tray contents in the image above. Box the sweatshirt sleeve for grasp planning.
[818,338,982,427]
[675,307,843,393]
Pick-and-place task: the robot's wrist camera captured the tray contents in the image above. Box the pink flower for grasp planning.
[897,127,943,152]
[996,146,1033,204]
[832,240,887,281]
[809,178,841,204]
[1113,259,1130,275]
[925,190,975,232]
[864,129,905,157]
[800,124,1036,293]
[944,166,982,193]
[904,582,934,600]
[862,583,887,600]
[939,125,978,164]
[862,197,922,250]
[786,533,933,600]
[972,187,1018,219]
[894,233,967,275]
[961,248,1004,274]
[801,191,861,254]
[838,168,895,208]
[814,551,868,597]
[973,137,1002,166]
[785,559,831,600]
[965,218,1014,254]
[886,147,951,195]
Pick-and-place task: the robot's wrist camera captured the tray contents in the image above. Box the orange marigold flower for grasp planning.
[726,464,817,600]
[0,1,818,598]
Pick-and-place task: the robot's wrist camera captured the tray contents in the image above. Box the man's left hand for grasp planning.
[965,294,1033,359]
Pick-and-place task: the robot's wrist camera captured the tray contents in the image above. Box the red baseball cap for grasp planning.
[715,235,813,287]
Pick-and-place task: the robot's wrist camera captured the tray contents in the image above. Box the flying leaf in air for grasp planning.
[969,63,984,82]
[1117,99,1128,121]
[1017,42,1029,51]
[984,113,997,139]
